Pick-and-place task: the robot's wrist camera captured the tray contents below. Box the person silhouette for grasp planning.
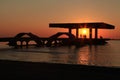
[100,36,103,39]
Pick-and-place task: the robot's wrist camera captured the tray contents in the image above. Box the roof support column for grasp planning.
[95,27,98,39]
[68,28,72,39]
[76,28,79,39]
[89,28,92,39]
[68,28,72,34]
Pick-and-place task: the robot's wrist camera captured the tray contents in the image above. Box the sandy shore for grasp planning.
[0,60,120,80]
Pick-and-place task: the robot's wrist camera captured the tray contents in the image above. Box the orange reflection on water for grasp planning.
[78,54,89,65]
[77,47,90,65]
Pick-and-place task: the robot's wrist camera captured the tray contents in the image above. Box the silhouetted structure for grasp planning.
[49,22,115,39]
[8,33,43,48]
[0,22,115,48]
[0,32,76,48]
[49,22,115,45]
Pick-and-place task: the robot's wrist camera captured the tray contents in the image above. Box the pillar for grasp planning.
[68,28,72,34]
[89,28,92,39]
[68,28,72,39]
[95,28,98,39]
[20,41,23,48]
[26,41,29,48]
[76,28,79,38]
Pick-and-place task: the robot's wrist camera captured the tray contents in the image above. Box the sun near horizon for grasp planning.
[80,28,88,38]
[0,0,120,39]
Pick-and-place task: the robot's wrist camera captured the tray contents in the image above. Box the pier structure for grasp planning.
[7,33,44,48]
[0,32,76,48]
[0,22,115,48]
[49,22,115,40]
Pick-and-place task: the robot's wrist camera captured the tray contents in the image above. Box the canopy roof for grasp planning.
[49,22,115,29]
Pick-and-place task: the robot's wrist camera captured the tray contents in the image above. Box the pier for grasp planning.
[0,22,115,48]
[49,22,114,39]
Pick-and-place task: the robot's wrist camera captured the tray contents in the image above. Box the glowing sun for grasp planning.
[81,28,87,35]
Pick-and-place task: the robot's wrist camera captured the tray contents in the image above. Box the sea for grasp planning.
[0,40,120,68]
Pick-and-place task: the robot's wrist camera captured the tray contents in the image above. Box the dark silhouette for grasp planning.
[0,23,119,80]
[100,36,103,39]
[0,22,115,48]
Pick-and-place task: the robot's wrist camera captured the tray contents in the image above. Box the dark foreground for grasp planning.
[0,60,120,80]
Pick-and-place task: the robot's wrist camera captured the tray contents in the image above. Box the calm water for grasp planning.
[0,40,120,68]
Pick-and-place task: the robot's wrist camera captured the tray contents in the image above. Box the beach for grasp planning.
[0,40,120,79]
[0,60,120,80]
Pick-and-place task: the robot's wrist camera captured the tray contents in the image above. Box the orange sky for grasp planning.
[0,0,120,39]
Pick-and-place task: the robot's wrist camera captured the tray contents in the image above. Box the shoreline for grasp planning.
[0,60,120,79]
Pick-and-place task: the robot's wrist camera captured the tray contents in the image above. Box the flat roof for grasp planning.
[49,22,115,29]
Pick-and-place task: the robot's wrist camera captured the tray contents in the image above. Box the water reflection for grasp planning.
[0,41,120,67]
[48,45,114,67]
[74,45,113,67]
[76,46,90,65]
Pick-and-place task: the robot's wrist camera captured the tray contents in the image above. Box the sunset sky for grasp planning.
[0,0,120,39]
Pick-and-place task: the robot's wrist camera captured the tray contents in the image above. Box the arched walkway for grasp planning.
[46,32,76,46]
[8,32,43,47]
[49,32,75,39]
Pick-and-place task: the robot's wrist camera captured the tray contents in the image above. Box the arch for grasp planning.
[58,34,69,38]
[16,41,21,45]
[8,32,43,47]
[49,32,75,39]
[22,41,27,45]
[46,32,76,46]
[14,32,39,39]
[29,41,36,45]
[14,33,28,38]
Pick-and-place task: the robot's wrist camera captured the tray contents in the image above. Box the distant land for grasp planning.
[111,39,120,40]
